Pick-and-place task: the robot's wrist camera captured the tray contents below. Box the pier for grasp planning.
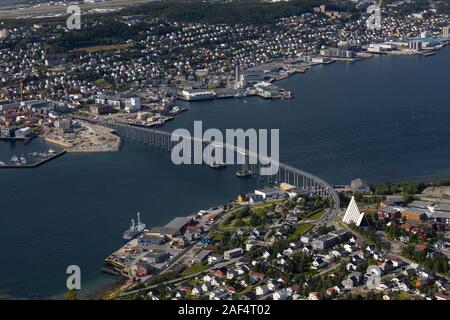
[0,150,66,169]
[0,136,33,144]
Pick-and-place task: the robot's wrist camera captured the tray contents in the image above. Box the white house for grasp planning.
[343,244,353,253]
[208,255,223,265]
[267,280,277,291]
[226,270,237,280]
[312,257,328,269]
[191,286,202,296]
[308,292,321,300]
[203,274,213,282]
[254,187,285,200]
[202,282,212,292]
[209,288,228,300]
[256,285,269,296]
[273,290,289,300]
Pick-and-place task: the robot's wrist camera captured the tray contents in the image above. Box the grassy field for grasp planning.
[72,44,130,53]
[210,231,225,242]
[181,263,209,276]
[251,203,274,215]
[307,209,326,221]
[94,79,114,89]
[287,223,313,241]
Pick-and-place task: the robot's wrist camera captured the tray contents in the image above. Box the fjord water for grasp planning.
[0,48,449,298]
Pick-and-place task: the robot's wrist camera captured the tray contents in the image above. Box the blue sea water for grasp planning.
[0,47,449,298]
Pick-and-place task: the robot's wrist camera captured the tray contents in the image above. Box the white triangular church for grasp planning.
[342,196,365,227]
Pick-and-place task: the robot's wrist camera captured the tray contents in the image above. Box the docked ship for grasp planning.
[236,170,253,177]
[179,90,216,101]
[209,161,227,169]
[168,106,187,115]
[123,212,146,242]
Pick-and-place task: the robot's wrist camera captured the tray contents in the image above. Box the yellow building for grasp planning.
[236,194,247,203]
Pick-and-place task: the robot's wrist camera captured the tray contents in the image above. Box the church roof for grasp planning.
[343,196,365,227]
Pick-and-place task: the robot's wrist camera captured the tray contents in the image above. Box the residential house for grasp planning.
[342,272,362,289]
[208,254,223,265]
[191,286,202,296]
[312,257,328,269]
[250,272,266,283]
[256,285,270,296]
[287,284,301,295]
[273,290,289,300]
[209,288,229,300]
[213,267,227,278]
[202,282,212,292]
[308,292,321,300]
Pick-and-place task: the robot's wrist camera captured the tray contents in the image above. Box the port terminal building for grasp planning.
[147,216,193,239]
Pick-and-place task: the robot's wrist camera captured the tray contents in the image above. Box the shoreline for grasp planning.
[0,42,450,300]
[99,178,450,300]
[0,150,66,169]
[92,45,450,299]
[173,42,449,105]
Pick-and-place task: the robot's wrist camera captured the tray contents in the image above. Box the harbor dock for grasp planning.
[0,150,66,169]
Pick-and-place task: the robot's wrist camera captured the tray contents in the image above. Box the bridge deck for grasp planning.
[72,116,340,210]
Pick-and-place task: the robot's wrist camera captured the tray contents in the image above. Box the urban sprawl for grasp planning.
[1,0,450,301]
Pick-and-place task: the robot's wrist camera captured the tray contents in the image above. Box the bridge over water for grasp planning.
[73,116,340,211]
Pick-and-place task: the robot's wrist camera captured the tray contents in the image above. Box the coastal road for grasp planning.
[118,258,241,298]
[308,208,339,234]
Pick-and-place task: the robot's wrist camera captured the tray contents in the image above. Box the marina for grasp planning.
[0,149,66,169]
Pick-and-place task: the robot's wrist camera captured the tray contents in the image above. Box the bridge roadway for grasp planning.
[73,116,340,211]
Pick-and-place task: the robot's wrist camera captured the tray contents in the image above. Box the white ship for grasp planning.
[180,90,216,101]
[122,212,146,242]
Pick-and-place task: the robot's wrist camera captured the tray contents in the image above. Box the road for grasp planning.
[116,206,247,298]
[339,221,450,283]
[308,208,340,233]
[118,258,241,298]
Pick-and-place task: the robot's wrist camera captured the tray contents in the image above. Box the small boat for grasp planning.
[168,106,187,115]
[20,156,27,165]
[236,170,252,177]
[48,149,56,154]
[0,161,5,167]
[234,91,248,98]
[209,162,227,169]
